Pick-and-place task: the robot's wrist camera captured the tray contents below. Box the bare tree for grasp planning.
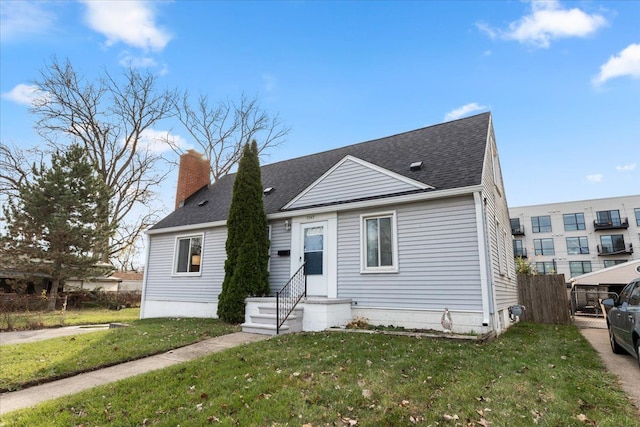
[0,142,44,198]
[173,92,290,181]
[31,58,177,262]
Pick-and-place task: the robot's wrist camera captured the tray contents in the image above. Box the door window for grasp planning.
[304,226,324,275]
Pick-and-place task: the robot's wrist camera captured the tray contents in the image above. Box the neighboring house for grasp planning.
[65,271,143,293]
[65,276,122,292]
[110,271,144,293]
[509,195,640,280]
[141,112,517,335]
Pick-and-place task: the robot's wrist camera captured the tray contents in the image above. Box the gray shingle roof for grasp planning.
[151,112,491,230]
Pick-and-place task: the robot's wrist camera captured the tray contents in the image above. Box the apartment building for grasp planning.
[509,195,640,281]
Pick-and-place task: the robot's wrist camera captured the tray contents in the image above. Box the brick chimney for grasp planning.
[175,150,210,209]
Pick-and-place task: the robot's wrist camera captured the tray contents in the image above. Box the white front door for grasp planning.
[301,221,328,296]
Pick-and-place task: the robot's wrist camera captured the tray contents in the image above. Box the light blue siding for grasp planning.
[144,227,226,302]
[289,158,421,209]
[268,220,292,293]
[336,197,483,311]
[481,129,518,310]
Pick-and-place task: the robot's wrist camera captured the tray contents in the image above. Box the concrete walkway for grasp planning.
[577,325,640,412]
[0,324,111,346]
[0,332,269,415]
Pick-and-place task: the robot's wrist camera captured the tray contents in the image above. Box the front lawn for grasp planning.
[0,318,239,392]
[2,323,638,426]
[0,307,141,331]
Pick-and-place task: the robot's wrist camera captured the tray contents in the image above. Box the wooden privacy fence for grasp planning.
[517,274,571,325]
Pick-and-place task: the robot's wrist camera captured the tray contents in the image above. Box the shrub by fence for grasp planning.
[517,274,571,325]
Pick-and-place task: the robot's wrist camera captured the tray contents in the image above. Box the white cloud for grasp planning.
[1,83,49,106]
[0,1,56,41]
[616,163,636,172]
[592,43,640,86]
[119,51,158,68]
[137,129,188,154]
[80,0,171,51]
[586,173,603,183]
[478,0,607,48]
[444,103,487,121]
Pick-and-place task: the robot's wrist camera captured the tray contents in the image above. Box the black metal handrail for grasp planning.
[276,263,306,335]
[511,225,525,235]
[593,217,629,230]
[597,243,633,255]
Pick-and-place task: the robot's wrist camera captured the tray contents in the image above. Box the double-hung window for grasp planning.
[566,237,589,255]
[569,261,592,276]
[536,262,555,274]
[531,215,552,233]
[534,238,555,256]
[174,234,203,275]
[361,212,397,273]
[563,213,585,231]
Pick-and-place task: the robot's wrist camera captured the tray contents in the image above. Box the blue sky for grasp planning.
[1,0,639,213]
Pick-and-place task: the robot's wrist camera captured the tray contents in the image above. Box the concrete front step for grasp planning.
[242,303,304,335]
[241,322,287,336]
[258,306,303,316]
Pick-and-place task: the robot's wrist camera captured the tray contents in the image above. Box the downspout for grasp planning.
[474,191,493,327]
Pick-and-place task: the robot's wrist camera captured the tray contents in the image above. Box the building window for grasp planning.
[604,260,627,268]
[531,215,552,233]
[174,234,203,274]
[536,261,555,274]
[569,261,592,276]
[510,218,524,234]
[513,239,526,257]
[599,234,626,254]
[534,238,555,255]
[566,237,589,255]
[563,213,585,231]
[635,208,640,226]
[596,210,622,226]
[361,212,397,272]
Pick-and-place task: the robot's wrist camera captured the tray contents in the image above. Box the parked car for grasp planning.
[602,278,640,368]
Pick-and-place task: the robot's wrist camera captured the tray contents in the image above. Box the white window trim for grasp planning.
[360,211,399,274]
[267,225,272,273]
[172,233,205,277]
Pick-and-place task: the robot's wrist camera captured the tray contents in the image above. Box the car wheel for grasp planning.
[608,324,624,354]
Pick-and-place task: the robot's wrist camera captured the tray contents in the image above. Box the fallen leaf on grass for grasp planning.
[362,389,372,399]
[410,415,424,423]
[443,414,459,421]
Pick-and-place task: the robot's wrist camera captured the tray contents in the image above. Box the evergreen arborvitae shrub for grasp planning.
[217,141,270,323]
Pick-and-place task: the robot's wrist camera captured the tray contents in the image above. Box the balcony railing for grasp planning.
[511,225,525,235]
[593,217,629,231]
[597,243,633,256]
[514,248,527,258]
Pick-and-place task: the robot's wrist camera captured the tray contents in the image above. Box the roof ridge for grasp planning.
[259,111,491,170]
